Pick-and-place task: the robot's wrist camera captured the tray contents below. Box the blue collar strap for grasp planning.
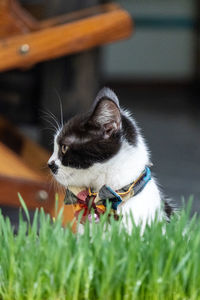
[98,166,151,211]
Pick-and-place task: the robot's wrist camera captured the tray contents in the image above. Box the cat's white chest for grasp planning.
[118,178,162,231]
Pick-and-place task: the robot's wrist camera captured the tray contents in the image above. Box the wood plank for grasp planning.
[0,142,43,180]
[0,0,38,38]
[0,6,133,71]
[39,3,120,28]
[0,117,50,177]
[11,0,39,31]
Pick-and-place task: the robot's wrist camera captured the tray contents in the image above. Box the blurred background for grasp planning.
[0,0,199,221]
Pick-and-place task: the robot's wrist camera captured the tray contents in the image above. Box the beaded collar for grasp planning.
[64,166,151,224]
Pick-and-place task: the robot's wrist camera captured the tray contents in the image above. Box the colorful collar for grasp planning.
[64,166,151,223]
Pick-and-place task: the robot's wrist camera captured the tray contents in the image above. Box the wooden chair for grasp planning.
[0,0,133,224]
[0,1,133,71]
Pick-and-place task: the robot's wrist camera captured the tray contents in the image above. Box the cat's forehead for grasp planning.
[56,127,79,146]
[57,133,76,145]
[56,115,89,145]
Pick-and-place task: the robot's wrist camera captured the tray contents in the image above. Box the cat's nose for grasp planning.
[48,161,58,174]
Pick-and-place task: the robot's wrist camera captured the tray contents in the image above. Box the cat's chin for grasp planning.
[52,169,74,188]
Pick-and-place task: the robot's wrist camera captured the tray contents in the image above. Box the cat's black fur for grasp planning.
[56,99,137,169]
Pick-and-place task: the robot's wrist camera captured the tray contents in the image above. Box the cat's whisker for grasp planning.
[40,164,49,171]
[45,109,62,131]
[54,89,64,128]
[52,176,59,193]
[40,127,58,133]
[42,114,60,131]
[40,116,59,134]
[40,109,61,133]
[45,110,61,131]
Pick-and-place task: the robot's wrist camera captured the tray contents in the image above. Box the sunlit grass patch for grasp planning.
[0,197,199,300]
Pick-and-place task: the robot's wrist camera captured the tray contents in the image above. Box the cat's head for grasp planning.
[48,87,138,188]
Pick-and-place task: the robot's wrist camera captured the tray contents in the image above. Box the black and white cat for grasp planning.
[48,87,173,230]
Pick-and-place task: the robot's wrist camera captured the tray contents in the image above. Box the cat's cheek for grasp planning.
[53,167,74,187]
[54,172,68,187]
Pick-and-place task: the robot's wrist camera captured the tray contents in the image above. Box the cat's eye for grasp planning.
[61,145,68,155]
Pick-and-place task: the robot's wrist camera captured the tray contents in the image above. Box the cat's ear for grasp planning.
[89,87,121,139]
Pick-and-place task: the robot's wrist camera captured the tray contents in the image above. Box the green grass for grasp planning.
[0,197,200,300]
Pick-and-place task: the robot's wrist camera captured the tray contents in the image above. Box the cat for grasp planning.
[48,87,173,231]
